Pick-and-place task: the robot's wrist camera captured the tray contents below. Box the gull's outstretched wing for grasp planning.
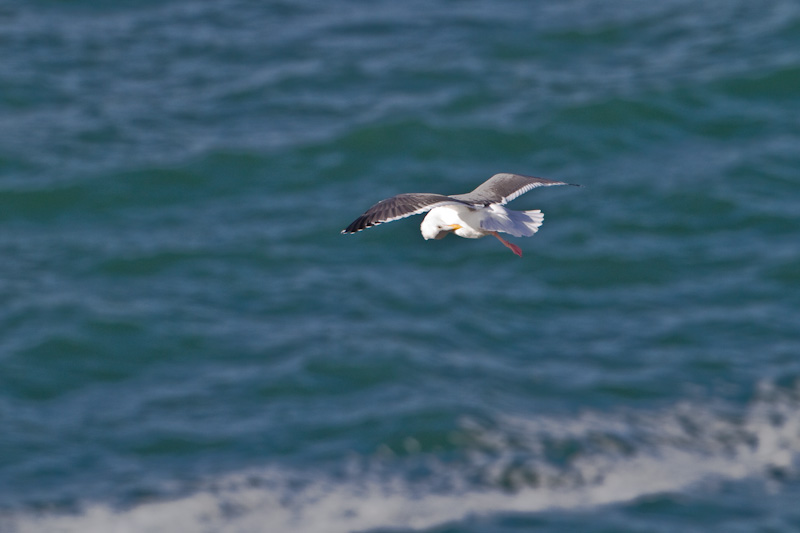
[341,193,470,234]
[449,173,577,206]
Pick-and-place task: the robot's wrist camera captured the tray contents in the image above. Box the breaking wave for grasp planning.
[6,380,800,533]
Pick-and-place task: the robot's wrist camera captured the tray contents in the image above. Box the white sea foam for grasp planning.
[7,381,800,533]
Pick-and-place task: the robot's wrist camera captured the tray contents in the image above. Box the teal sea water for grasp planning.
[2,1,800,531]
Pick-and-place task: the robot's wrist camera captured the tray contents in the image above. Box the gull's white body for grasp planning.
[420,204,544,241]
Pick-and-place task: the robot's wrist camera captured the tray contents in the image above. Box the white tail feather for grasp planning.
[480,207,544,237]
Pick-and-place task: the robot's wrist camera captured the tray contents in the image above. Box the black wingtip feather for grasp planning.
[342,217,367,234]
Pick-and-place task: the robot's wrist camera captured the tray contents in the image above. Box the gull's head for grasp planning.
[420,206,465,240]
[421,218,461,240]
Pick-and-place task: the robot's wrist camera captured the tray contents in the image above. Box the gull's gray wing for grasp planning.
[341,193,470,234]
[449,173,578,206]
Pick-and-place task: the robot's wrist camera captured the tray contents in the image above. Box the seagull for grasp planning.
[341,173,578,257]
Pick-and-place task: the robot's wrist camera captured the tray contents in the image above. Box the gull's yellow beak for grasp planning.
[449,224,462,230]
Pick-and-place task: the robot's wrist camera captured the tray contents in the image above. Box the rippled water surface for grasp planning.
[2,1,800,531]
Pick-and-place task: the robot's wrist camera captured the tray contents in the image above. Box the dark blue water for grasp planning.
[2,1,800,531]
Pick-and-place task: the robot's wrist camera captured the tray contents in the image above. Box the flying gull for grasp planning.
[341,173,578,257]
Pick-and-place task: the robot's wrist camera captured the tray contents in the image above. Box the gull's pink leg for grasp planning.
[490,231,523,257]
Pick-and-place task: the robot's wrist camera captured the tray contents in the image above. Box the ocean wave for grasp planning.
[6,380,799,533]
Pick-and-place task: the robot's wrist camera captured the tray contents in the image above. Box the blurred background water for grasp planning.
[2,0,800,531]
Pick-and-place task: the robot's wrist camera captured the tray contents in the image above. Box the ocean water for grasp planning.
[2,0,800,531]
